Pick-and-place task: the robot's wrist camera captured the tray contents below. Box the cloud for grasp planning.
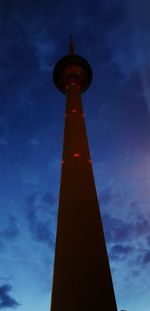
[146,235,150,246]
[26,192,56,248]
[42,192,55,205]
[103,214,133,244]
[100,190,150,269]
[0,216,19,251]
[103,212,150,245]
[27,137,40,147]
[1,216,19,241]
[100,189,114,206]
[20,167,40,187]
[0,216,19,250]
[102,205,150,270]
[33,31,57,72]
[27,209,53,245]
[100,188,123,206]
[141,250,150,265]
[110,244,133,260]
[0,284,20,309]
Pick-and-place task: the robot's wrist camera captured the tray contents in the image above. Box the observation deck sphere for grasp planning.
[53,53,93,94]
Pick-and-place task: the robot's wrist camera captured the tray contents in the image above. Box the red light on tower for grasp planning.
[73,153,80,158]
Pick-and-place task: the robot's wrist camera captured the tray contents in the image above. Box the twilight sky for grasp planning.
[0,0,150,310]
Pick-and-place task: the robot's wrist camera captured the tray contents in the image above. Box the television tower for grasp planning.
[50,38,118,310]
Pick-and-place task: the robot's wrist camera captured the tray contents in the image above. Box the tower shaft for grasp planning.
[50,83,118,310]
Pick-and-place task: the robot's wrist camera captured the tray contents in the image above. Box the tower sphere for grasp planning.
[53,53,93,94]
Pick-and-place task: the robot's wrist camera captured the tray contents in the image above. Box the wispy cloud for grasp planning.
[141,250,150,265]
[103,213,134,244]
[33,31,57,72]
[27,137,40,147]
[26,192,56,248]
[103,210,150,245]
[102,202,150,271]
[0,216,19,250]
[1,216,19,241]
[20,167,40,187]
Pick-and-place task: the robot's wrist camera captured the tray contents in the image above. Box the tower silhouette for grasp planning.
[50,38,118,311]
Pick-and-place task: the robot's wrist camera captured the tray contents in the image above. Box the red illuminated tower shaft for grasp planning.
[51,43,118,310]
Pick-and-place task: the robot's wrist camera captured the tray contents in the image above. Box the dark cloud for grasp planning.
[101,193,150,268]
[100,188,122,206]
[100,189,114,206]
[0,216,19,249]
[42,192,55,205]
[134,216,149,236]
[110,244,133,260]
[27,209,53,246]
[141,250,150,265]
[26,192,56,247]
[103,212,150,244]
[0,284,20,309]
[146,235,150,246]
[103,214,133,243]
[1,216,19,240]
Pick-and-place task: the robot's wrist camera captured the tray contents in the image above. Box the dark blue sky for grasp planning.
[0,1,150,310]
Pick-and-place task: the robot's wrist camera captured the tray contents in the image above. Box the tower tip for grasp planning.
[69,35,75,54]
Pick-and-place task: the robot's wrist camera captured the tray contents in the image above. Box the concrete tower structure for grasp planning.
[50,39,118,311]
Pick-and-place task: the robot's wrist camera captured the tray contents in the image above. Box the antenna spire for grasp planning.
[69,35,75,54]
